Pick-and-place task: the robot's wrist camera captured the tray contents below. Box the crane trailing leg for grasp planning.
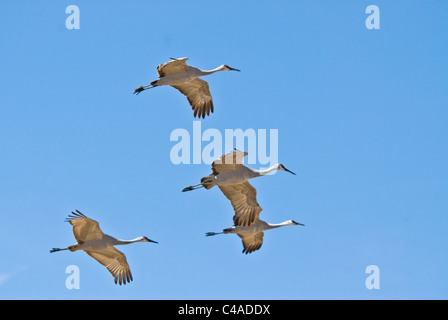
[133,80,159,95]
[50,247,71,253]
[182,183,204,192]
[182,176,215,192]
[205,232,221,237]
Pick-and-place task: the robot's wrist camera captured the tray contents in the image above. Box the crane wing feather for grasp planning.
[212,150,248,174]
[171,78,214,119]
[66,211,105,243]
[156,58,189,77]
[85,247,133,285]
[238,232,264,254]
[218,182,262,227]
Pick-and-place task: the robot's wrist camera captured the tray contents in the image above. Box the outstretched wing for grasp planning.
[85,247,133,285]
[212,150,248,174]
[171,78,214,119]
[238,232,264,254]
[66,210,104,243]
[156,57,189,77]
[218,182,262,227]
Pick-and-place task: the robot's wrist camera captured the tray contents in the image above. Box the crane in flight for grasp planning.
[50,210,158,285]
[182,150,296,226]
[134,57,240,118]
[206,203,304,254]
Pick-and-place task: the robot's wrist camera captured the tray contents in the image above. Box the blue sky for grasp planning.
[1,1,447,299]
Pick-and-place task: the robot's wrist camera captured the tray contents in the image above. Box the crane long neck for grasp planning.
[249,164,279,177]
[113,237,144,245]
[198,66,224,76]
[266,221,293,230]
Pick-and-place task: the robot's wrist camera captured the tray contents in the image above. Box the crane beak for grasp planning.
[283,167,296,175]
[292,221,305,226]
[228,67,241,72]
[144,237,158,244]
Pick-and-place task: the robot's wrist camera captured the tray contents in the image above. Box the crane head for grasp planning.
[222,65,240,72]
[142,236,158,244]
[278,164,296,175]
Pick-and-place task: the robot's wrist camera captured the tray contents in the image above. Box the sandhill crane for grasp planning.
[206,206,304,254]
[133,57,240,118]
[182,150,296,226]
[50,210,157,285]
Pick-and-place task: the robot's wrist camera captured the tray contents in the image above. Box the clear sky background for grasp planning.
[1,1,447,299]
